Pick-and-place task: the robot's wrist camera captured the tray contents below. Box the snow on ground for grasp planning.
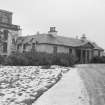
[33,68,90,105]
[0,66,70,105]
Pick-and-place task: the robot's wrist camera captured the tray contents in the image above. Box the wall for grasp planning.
[0,28,18,55]
[36,44,54,54]
[72,48,77,57]
[0,9,19,56]
[57,46,69,53]
[0,10,12,24]
[7,30,19,55]
[25,45,32,52]
[17,43,78,58]
[93,50,99,57]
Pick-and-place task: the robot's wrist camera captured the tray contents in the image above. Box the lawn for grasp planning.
[0,66,70,105]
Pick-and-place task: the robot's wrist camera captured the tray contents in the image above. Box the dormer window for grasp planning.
[32,43,35,49]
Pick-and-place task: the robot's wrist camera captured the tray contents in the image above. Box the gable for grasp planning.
[78,42,94,49]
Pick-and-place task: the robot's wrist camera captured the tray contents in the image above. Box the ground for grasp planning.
[33,64,105,105]
[0,66,70,105]
[32,67,89,105]
[1,64,105,105]
[78,64,105,105]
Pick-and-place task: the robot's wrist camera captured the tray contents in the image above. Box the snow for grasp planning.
[0,66,90,105]
[0,66,69,105]
[33,68,90,105]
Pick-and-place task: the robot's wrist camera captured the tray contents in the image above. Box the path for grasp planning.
[33,68,90,105]
[33,64,105,105]
[78,64,105,105]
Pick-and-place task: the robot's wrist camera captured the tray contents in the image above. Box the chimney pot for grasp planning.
[48,27,57,36]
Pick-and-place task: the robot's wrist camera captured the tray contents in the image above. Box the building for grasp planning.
[0,9,20,56]
[16,27,104,64]
[0,9,104,63]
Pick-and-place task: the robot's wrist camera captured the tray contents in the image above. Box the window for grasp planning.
[0,16,2,22]
[17,44,21,50]
[32,43,35,49]
[53,46,57,55]
[31,43,35,52]
[23,44,26,50]
[12,39,16,45]
[2,14,9,24]
[69,48,72,54]
[3,30,8,40]
[3,42,7,53]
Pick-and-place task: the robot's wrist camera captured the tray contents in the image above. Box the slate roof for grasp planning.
[16,34,104,51]
[92,42,104,50]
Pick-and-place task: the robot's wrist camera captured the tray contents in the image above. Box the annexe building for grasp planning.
[17,27,104,64]
[0,9,104,64]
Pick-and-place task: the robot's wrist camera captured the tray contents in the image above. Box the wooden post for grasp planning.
[89,50,92,62]
[80,49,83,64]
[85,50,87,63]
[91,50,94,59]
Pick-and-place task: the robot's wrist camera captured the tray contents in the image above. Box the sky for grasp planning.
[0,0,105,49]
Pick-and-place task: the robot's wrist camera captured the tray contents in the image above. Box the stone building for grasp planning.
[17,27,104,64]
[0,9,20,56]
[0,9,104,63]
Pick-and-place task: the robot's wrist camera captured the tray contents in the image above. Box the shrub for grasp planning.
[3,51,77,66]
[0,55,5,65]
[91,56,105,63]
[52,53,76,67]
[24,52,53,66]
[4,53,29,66]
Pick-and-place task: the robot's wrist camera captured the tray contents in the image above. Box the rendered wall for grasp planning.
[36,44,54,54]
[57,46,69,53]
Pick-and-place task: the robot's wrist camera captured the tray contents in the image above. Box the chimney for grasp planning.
[48,27,58,36]
[81,33,87,41]
[36,31,40,35]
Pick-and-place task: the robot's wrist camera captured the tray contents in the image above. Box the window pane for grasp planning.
[3,43,7,53]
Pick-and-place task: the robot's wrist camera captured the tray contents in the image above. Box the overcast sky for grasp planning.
[0,0,105,49]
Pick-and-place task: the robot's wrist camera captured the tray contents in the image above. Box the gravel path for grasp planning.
[33,68,90,105]
[78,64,105,105]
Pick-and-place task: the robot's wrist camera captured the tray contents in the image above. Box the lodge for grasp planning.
[0,9,104,64]
[16,27,104,64]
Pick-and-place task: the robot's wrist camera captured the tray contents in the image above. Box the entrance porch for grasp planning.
[76,49,93,64]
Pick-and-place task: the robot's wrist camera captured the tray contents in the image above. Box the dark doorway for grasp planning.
[76,49,81,63]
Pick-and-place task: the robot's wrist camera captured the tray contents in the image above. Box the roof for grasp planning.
[0,9,12,14]
[92,42,104,51]
[16,34,104,50]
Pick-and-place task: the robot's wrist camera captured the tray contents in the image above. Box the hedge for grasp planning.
[1,52,77,67]
[90,56,105,63]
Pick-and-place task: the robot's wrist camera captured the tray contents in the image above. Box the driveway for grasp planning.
[33,64,105,105]
[33,67,90,105]
[78,64,105,105]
